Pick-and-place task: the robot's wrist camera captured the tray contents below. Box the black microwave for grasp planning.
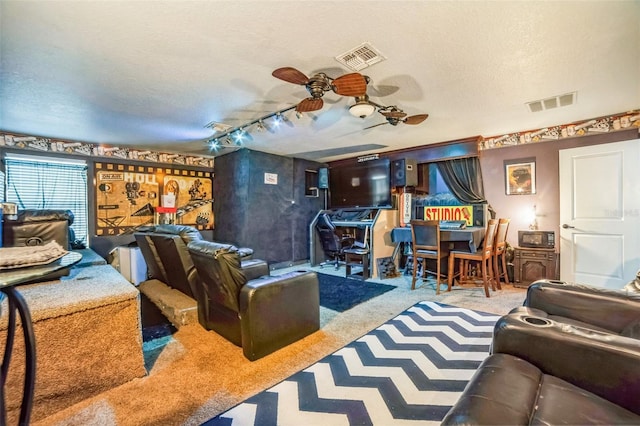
[518,230,555,249]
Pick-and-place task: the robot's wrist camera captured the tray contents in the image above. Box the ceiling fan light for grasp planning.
[349,102,376,118]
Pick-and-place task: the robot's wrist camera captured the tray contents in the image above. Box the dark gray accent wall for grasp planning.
[213,149,324,264]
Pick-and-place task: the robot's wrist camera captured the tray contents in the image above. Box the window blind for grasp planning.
[4,154,88,244]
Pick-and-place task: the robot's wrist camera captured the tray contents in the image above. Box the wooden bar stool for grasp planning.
[447,219,498,297]
[493,218,511,288]
[410,220,448,293]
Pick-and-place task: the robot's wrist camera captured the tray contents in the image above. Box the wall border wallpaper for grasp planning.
[480,109,640,150]
[0,132,214,168]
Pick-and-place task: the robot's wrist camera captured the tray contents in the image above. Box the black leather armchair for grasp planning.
[441,312,640,425]
[187,240,320,360]
[510,279,640,339]
[2,209,74,249]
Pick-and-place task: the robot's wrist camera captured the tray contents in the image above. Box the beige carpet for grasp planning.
[35,264,526,426]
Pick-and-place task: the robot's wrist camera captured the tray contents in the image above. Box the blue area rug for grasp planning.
[203,301,499,425]
[317,272,396,312]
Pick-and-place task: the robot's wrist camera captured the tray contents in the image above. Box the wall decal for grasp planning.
[94,163,213,236]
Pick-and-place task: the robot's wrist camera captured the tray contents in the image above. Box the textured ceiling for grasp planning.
[1,1,638,162]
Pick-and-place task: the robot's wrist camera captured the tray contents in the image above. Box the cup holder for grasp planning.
[523,316,552,326]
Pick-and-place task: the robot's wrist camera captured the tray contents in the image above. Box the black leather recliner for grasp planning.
[441,311,640,425]
[2,209,74,249]
[187,239,320,361]
[134,224,258,299]
[134,224,207,298]
[442,278,640,425]
[510,279,640,339]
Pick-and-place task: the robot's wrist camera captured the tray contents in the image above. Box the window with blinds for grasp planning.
[4,154,89,244]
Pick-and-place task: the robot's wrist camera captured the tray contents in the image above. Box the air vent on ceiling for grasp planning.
[526,92,576,113]
[335,42,386,71]
[205,121,233,133]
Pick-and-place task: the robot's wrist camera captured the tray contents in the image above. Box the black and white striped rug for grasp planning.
[204,301,499,426]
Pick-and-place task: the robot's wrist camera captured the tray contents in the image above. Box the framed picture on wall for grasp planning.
[504,158,536,195]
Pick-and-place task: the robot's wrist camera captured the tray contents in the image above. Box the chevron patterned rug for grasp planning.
[203,301,499,426]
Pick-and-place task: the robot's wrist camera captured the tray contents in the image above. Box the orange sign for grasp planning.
[423,205,473,226]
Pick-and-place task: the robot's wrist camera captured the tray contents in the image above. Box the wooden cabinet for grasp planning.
[513,247,559,288]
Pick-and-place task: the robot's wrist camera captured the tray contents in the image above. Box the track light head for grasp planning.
[208,138,221,151]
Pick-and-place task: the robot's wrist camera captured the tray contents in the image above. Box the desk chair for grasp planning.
[410,220,448,293]
[447,218,498,297]
[493,218,511,288]
[315,213,355,270]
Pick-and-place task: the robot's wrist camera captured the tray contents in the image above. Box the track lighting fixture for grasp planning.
[232,131,244,145]
[209,138,221,150]
[272,114,283,129]
[280,112,294,127]
[205,105,297,151]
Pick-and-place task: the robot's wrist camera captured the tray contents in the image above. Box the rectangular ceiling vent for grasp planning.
[526,92,576,113]
[204,121,233,133]
[335,42,386,71]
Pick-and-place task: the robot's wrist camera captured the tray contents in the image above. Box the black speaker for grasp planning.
[391,158,418,187]
[318,167,329,189]
[472,204,488,227]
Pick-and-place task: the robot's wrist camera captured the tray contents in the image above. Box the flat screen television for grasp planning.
[329,159,392,210]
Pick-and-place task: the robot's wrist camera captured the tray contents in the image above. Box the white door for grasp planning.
[559,139,640,289]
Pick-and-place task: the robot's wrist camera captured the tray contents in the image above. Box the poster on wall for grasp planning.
[504,157,536,195]
[95,163,214,236]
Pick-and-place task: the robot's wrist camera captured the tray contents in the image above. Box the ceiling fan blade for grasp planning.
[332,73,368,97]
[272,67,309,85]
[403,114,429,125]
[363,121,390,130]
[380,110,407,119]
[296,97,324,112]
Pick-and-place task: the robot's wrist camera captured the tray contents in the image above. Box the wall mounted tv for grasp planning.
[329,158,392,210]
